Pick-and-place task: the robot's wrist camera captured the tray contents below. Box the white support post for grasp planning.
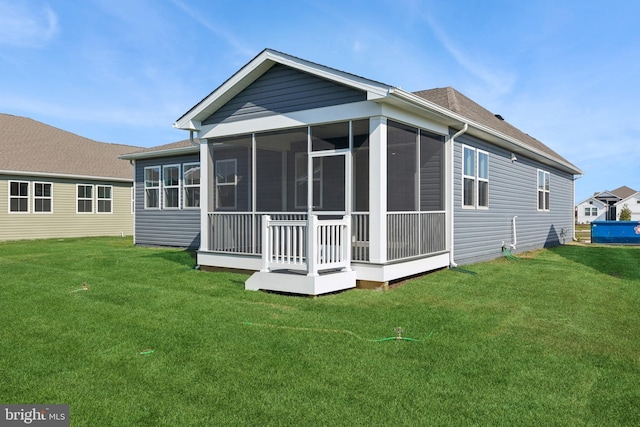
[343,214,352,271]
[369,116,387,264]
[261,215,271,272]
[199,139,209,252]
[307,214,319,276]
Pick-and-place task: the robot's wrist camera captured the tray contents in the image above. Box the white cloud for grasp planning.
[425,14,516,96]
[0,1,58,47]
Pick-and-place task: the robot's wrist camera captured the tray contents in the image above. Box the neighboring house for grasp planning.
[614,192,640,221]
[119,139,201,248]
[0,113,138,242]
[576,185,637,222]
[172,49,582,295]
[575,197,607,224]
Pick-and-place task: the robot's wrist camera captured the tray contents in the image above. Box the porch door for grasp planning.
[308,153,347,215]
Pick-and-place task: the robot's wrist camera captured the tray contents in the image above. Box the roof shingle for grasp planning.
[0,113,139,180]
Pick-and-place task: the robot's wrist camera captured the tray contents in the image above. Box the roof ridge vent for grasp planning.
[494,114,504,121]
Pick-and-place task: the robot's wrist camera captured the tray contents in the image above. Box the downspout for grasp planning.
[572,174,583,241]
[449,123,468,268]
[510,216,518,250]
[188,130,199,146]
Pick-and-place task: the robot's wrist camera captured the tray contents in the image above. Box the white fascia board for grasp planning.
[0,169,132,183]
[198,101,382,139]
[174,49,391,130]
[388,88,583,175]
[119,145,199,160]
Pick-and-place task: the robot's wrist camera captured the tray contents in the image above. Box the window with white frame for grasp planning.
[183,162,200,208]
[215,159,237,209]
[163,165,180,209]
[462,146,489,208]
[77,184,93,213]
[9,181,29,213]
[144,166,160,209]
[537,170,550,211]
[97,185,112,213]
[33,182,53,213]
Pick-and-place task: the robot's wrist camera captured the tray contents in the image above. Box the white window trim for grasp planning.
[461,145,489,210]
[163,164,181,209]
[33,181,53,214]
[183,162,200,209]
[144,166,161,210]
[8,180,30,214]
[96,185,113,214]
[537,169,550,212]
[477,149,489,210]
[76,184,94,214]
[215,158,237,210]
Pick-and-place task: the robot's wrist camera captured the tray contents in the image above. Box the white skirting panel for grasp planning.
[352,252,449,283]
[197,251,262,271]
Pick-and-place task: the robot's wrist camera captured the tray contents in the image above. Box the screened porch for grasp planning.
[201,118,448,272]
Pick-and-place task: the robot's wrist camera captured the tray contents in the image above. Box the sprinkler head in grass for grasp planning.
[395,327,404,340]
[82,282,88,291]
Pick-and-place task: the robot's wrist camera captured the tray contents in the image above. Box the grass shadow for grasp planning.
[549,244,640,281]
[144,248,197,268]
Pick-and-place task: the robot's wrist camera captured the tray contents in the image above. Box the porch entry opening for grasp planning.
[305,153,347,215]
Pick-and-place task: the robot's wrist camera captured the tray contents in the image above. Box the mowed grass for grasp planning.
[0,237,639,426]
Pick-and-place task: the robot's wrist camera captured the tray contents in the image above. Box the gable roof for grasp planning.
[610,185,637,199]
[175,48,582,175]
[119,139,200,160]
[0,113,139,181]
[614,191,640,206]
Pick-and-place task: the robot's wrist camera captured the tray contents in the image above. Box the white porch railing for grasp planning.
[261,215,351,276]
[387,212,446,260]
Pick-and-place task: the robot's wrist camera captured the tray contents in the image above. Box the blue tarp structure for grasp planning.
[591,221,640,244]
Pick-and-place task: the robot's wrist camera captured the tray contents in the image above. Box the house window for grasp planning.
[462,146,489,208]
[33,182,53,213]
[215,159,237,209]
[144,166,160,209]
[537,170,550,211]
[183,162,200,208]
[97,185,112,213]
[163,165,180,209]
[77,184,93,213]
[9,181,29,213]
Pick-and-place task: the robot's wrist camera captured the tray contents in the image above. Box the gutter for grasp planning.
[448,123,468,268]
[0,169,132,183]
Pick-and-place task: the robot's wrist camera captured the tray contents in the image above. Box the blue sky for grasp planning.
[1,0,638,202]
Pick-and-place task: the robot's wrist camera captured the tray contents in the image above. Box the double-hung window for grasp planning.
[9,181,29,213]
[183,163,200,208]
[163,165,180,209]
[462,146,489,209]
[77,184,93,213]
[144,166,160,209]
[97,185,112,213]
[537,170,550,211]
[215,159,237,209]
[34,182,53,213]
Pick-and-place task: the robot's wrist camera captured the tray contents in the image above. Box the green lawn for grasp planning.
[1,237,639,426]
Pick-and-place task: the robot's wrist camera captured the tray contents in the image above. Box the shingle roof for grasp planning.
[118,139,199,160]
[610,185,637,199]
[413,87,576,169]
[0,113,139,180]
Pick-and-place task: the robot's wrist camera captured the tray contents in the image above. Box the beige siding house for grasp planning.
[0,113,139,241]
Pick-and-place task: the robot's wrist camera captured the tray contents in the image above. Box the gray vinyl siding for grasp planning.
[203,64,366,125]
[135,154,200,248]
[453,132,574,265]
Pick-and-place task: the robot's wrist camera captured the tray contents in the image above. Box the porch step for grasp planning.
[245,269,356,296]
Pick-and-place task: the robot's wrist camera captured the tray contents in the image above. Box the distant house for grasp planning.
[0,113,138,242]
[614,191,640,221]
[119,139,201,248]
[171,49,582,295]
[575,185,637,223]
